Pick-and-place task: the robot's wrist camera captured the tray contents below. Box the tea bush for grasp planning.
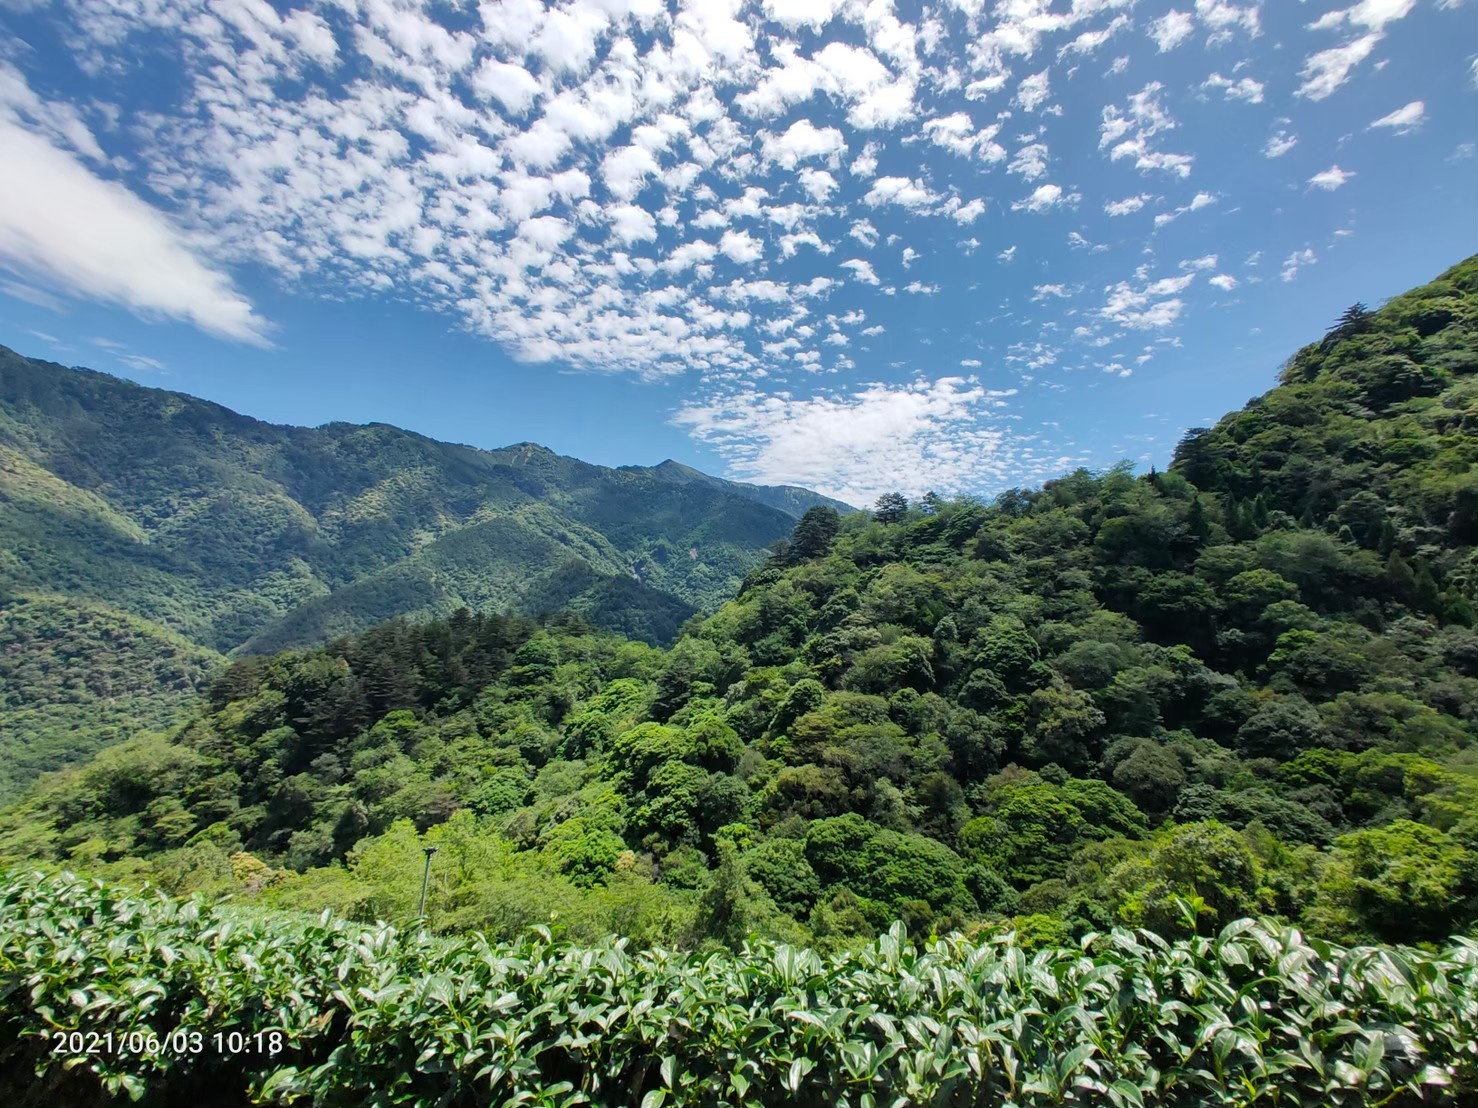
[2,871,1476,1106]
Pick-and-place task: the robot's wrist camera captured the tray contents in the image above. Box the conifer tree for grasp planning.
[1325,302,1372,345]
[873,492,909,525]
[790,506,841,560]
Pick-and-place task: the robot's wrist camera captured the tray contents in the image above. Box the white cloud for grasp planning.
[1297,33,1382,99]
[1100,270,1194,329]
[0,63,107,160]
[863,176,939,209]
[1195,0,1261,44]
[760,0,844,30]
[472,59,542,115]
[0,117,266,343]
[601,144,661,200]
[1,280,66,311]
[1015,69,1051,112]
[797,167,838,201]
[7,0,1388,413]
[1147,10,1195,50]
[1012,183,1078,213]
[1100,84,1194,178]
[117,352,166,372]
[1059,16,1130,58]
[1264,128,1298,158]
[719,228,764,264]
[952,198,987,224]
[1209,274,1238,290]
[1313,0,1419,32]
[1308,165,1355,190]
[1281,248,1317,282]
[663,239,719,273]
[850,141,881,177]
[672,376,1019,504]
[761,119,847,168]
[1370,100,1425,133]
[811,41,919,128]
[1201,73,1264,104]
[922,113,1005,162]
[1104,194,1150,216]
[1008,141,1049,181]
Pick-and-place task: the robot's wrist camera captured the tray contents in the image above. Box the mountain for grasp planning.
[623,458,855,518]
[0,347,844,658]
[0,347,846,797]
[3,255,1475,955]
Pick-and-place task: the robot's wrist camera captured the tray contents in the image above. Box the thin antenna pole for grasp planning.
[418,846,439,919]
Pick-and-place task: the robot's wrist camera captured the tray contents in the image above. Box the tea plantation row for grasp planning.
[1,870,1475,1106]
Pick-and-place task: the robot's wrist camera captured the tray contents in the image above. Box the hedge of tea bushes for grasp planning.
[1,869,1476,1107]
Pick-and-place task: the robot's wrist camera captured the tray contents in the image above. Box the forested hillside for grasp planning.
[2,256,1476,955]
[0,350,846,796]
[0,594,221,804]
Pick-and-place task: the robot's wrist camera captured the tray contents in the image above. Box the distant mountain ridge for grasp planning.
[0,346,843,658]
[622,458,855,518]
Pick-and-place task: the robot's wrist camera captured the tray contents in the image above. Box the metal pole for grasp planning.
[418,846,439,919]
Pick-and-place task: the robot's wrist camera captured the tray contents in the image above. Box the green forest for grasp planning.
[0,595,223,803]
[0,348,846,800]
[3,255,1476,960]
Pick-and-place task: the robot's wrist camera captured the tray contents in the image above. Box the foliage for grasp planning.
[3,870,1476,1108]
[0,594,221,803]
[2,256,1478,953]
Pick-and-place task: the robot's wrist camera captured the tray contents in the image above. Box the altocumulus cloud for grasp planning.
[0,0,1467,494]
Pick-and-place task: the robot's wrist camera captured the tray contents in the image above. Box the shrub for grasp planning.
[2,870,1476,1107]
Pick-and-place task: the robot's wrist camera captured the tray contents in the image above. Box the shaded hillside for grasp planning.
[0,348,839,657]
[5,256,1475,955]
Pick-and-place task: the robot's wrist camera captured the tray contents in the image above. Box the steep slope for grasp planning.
[5,255,1475,953]
[1173,256,1478,612]
[0,347,832,657]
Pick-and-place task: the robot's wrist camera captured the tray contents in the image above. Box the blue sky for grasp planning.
[0,0,1473,506]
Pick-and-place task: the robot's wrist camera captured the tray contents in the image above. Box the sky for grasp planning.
[0,0,1474,507]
